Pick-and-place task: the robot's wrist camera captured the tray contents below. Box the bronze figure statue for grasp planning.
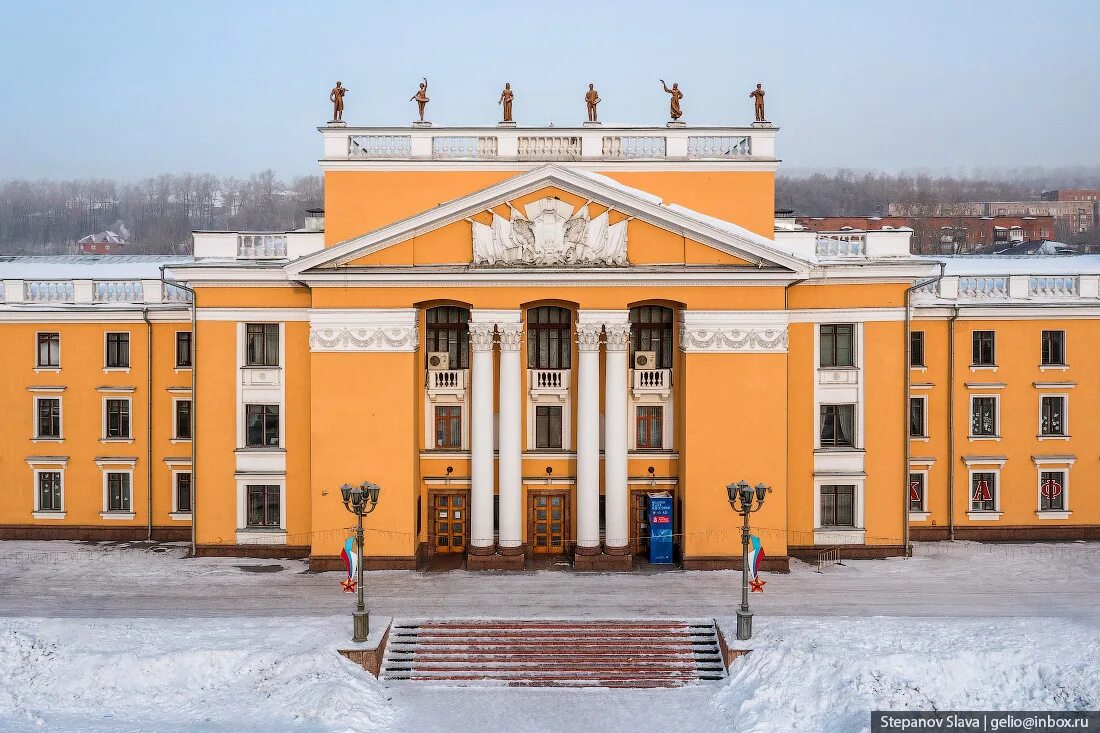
[750,83,766,122]
[498,83,514,122]
[329,81,348,121]
[585,83,601,123]
[410,77,430,122]
[660,80,683,121]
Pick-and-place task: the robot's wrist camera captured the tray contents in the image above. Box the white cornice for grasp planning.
[318,160,782,173]
[914,305,1100,320]
[196,308,310,321]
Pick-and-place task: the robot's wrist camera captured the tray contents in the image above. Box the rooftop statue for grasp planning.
[750,83,766,122]
[660,80,683,121]
[329,81,348,122]
[498,83,514,123]
[410,77,429,122]
[585,83,601,123]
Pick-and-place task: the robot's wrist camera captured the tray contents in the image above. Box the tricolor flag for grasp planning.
[747,535,766,591]
[340,537,357,593]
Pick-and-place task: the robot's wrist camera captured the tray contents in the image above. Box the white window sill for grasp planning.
[170,438,192,444]
[32,511,66,520]
[910,365,927,372]
[236,530,286,545]
[966,511,1003,521]
[909,436,930,442]
[235,447,286,453]
[1037,435,1070,441]
[1039,365,1069,371]
[32,438,64,443]
[169,512,193,521]
[908,511,931,522]
[33,367,61,373]
[969,365,998,372]
[100,439,135,444]
[968,436,1001,441]
[1035,510,1071,520]
[100,512,136,521]
[103,368,132,373]
[174,367,193,373]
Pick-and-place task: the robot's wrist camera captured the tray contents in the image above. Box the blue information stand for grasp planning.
[647,492,674,564]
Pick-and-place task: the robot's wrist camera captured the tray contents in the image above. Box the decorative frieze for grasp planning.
[308,309,419,352]
[678,311,788,353]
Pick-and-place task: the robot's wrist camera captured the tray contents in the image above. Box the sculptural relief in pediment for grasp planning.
[471,197,628,267]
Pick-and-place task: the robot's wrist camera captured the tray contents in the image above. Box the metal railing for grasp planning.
[816,546,842,573]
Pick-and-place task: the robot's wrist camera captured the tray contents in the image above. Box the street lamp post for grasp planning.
[341,481,381,642]
[726,480,770,641]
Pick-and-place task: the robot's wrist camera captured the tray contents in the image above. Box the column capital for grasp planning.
[497,322,522,352]
[576,322,603,352]
[469,322,496,352]
[604,322,631,352]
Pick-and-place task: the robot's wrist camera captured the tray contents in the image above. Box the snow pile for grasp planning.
[0,616,395,733]
[716,616,1100,733]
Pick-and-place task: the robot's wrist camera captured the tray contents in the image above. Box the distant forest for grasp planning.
[1,167,1098,255]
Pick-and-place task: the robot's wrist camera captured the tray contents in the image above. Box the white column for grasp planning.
[603,321,631,550]
[468,322,496,551]
[575,322,603,551]
[496,322,523,550]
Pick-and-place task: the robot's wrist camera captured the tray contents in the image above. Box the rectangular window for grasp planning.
[970,396,997,437]
[820,484,855,527]
[106,472,131,512]
[175,472,192,513]
[535,405,563,449]
[246,323,280,367]
[105,399,131,439]
[1040,395,1066,436]
[37,471,62,511]
[909,473,925,512]
[909,397,926,438]
[1041,330,1065,366]
[636,405,664,449]
[105,332,130,368]
[910,331,925,367]
[175,400,192,440]
[1039,470,1065,511]
[246,485,280,528]
[176,331,193,368]
[972,330,995,366]
[36,332,60,368]
[434,405,462,449]
[819,404,855,447]
[36,398,61,439]
[970,471,996,512]
[245,404,280,447]
[820,324,855,368]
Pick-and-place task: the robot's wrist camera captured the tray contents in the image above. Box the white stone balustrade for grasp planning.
[93,281,144,303]
[916,274,1100,303]
[632,368,672,395]
[426,368,467,398]
[602,136,667,158]
[528,368,569,397]
[517,136,582,160]
[432,136,498,158]
[958,276,1009,298]
[687,135,751,158]
[237,234,288,259]
[1030,276,1078,297]
[348,135,412,158]
[816,233,866,257]
[0,278,192,306]
[24,281,74,303]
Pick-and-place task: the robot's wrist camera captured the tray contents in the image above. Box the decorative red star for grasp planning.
[340,578,357,593]
[749,578,766,593]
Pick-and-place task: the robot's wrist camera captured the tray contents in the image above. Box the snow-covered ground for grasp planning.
[0,540,1097,732]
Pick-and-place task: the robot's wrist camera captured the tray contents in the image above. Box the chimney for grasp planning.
[304,208,325,232]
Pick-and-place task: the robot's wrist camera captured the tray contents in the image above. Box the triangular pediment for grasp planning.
[286,166,810,276]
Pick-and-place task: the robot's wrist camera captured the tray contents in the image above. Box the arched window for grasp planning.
[629,305,674,368]
[527,306,571,370]
[425,306,470,368]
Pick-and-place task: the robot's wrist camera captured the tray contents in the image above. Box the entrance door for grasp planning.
[630,490,651,556]
[432,491,468,553]
[530,492,569,554]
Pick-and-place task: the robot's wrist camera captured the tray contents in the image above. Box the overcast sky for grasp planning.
[1,0,1097,180]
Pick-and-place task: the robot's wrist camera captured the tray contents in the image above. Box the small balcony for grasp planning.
[529,369,570,401]
[632,368,672,398]
[427,369,466,399]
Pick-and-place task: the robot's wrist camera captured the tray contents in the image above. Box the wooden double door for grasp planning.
[431,491,468,554]
[528,491,570,554]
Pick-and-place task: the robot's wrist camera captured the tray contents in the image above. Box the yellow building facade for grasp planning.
[2,123,1096,570]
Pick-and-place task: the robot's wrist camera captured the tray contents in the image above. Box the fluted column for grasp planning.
[496,322,523,552]
[575,322,603,552]
[468,322,496,552]
[603,321,631,552]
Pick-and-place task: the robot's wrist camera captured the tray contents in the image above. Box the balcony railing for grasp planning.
[24,281,74,303]
[349,135,412,158]
[1029,276,1078,297]
[529,369,570,397]
[958,276,1009,298]
[632,368,672,394]
[816,233,867,257]
[602,136,667,158]
[687,135,751,158]
[518,136,582,160]
[237,234,287,259]
[94,281,143,303]
[432,136,498,158]
[163,282,193,303]
[426,369,467,397]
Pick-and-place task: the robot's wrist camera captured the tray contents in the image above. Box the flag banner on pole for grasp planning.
[339,536,357,593]
[747,535,766,592]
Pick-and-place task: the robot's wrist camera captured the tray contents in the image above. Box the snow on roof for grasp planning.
[0,255,194,279]
[78,230,127,244]
[935,254,1100,276]
[567,169,665,206]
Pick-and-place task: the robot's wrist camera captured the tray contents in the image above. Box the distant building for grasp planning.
[889,200,1094,238]
[77,230,127,255]
[795,215,1054,254]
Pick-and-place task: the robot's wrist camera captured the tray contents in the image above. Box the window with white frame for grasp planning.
[105,332,130,368]
[970,396,997,437]
[820,324,855,368]
[819,404,855,448]
[245,323,280,367]
[175,400,192,440]
[36,332,60,368]
[35,397,61,439]
[175,472,192,513]
[1041,330,1065,366]
[819,484,856,527]
[1039,470,1066,512]
[106,472,131,512]
[534,405,563,449]
[970,471,997,512]
[635,405,664,449]
[36,471,63,512]
[909,330,925,368]
[246,485,281,528]
[434,405,462,449]
[1039,395,1066,436]
[105,398,131,439]
[908,472,926,512]
[176,331,193,368]
[972,330,995,366]
[909,397,927,438]
[244,404,279,447]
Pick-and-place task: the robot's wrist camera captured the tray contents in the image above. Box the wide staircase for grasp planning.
[380,619,728,688]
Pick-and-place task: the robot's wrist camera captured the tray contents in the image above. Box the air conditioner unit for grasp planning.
[633,351,656,369]
[427,352,450,370]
